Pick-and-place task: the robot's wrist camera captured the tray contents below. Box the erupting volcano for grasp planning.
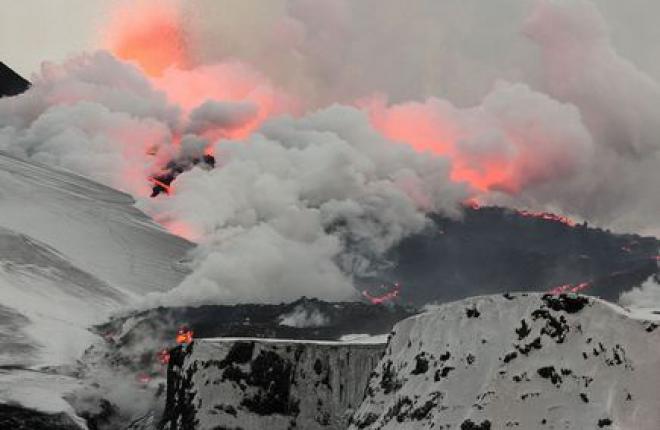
[1,1,660,427]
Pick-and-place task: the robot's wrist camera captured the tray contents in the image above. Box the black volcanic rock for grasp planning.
[0,404,81,430]
[372,206,659,305]
[0,62,30,97]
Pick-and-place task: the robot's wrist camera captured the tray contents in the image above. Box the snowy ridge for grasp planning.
[350,293,660,430]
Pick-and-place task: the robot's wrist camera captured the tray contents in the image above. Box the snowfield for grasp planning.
[0,151,191,416]
[350,293,660,430]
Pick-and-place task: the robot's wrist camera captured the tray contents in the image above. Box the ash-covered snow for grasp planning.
[350,293,660,430]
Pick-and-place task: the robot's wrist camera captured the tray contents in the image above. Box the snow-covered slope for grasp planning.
[350,293,660,430]
[0,152,191,297]
[162,338,386,430]
[0,152,191,416]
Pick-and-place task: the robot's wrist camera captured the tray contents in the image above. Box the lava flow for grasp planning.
[516,210,576,227]
[362,282,402,305]
[548,281,591,295]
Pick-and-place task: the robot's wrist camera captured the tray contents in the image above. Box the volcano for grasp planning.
[0,62,30,97]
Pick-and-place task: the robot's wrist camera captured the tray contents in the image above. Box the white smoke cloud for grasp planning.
[278,305,329,328]
[619,275,660,309]
[514,0,660,235]
[0,52,178,196]
[185,100,258,136]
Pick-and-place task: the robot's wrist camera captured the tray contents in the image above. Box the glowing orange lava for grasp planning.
[516,210,576,227]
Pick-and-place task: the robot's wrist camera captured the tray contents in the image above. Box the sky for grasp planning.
[1,0,660,87]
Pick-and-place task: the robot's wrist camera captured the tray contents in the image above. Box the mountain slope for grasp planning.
[377,207,659,305]
[0,152,192,419]
[350,293,660,429]
[0,62,30,98]
[0,151,192,297]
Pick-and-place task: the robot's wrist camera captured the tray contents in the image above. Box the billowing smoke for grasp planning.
[278,305,329,328]
[619,274,660,309]
[517,0,660,235]
[144,106,467,304]
[1,0,659,305]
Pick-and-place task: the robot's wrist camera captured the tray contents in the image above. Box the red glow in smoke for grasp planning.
[103,1,298,130]
[100,3,584,246]
[101,1,299,240]
[463,198,482,210]
[103,0,188,76]
[365,100,523,194]
[362,282,402,305]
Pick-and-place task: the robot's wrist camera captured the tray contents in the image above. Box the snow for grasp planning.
[200,336,388,345]
[0,152,192,415]
[350,293,660,429]
[0,152,191,296]
[339,333,390,344]
[0,369,88,429]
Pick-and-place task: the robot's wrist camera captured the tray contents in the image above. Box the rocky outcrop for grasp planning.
[350,293,660,429]
[0,61,29,97]
[162,338,385,430]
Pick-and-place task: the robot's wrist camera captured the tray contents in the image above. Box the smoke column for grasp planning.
[1,0,659,304]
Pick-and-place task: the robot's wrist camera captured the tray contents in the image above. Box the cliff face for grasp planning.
[162,338,385,430]
[350,293,660,430]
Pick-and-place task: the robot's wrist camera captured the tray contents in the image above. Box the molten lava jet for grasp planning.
[176,325,194,351]
[149,154,215,197]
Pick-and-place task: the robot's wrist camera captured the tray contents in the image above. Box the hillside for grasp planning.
[0,152,191,420]
[350,293,660,429]
[377,207,659,305]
